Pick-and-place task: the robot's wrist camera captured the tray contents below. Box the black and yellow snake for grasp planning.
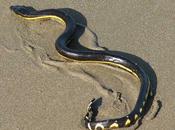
[10,5,152,130]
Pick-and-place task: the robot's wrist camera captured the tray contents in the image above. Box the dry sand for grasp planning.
[0,1,175,130]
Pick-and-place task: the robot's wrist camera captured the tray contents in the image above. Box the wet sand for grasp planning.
[0,1,175,130]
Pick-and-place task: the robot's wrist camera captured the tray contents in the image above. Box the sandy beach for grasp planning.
[0,1,175,130]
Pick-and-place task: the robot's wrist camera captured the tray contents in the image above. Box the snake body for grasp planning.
[10,5,152,130]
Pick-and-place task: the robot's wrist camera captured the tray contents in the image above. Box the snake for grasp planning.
[10,5,152,130]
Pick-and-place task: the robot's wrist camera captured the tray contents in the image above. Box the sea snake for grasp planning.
[10,5,152,130]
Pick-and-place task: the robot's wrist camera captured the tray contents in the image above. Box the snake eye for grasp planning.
[10,5,36,16]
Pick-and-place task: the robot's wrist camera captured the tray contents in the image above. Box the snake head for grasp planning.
[10,5,36,16]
